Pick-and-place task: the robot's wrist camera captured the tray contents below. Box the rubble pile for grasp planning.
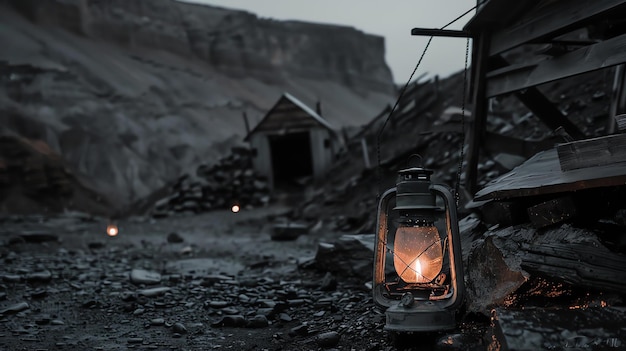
[150,147,271,218]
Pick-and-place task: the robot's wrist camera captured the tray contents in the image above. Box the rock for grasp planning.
[0,302,29,315]
[314,234,374,280]
[172,322,187,334]
[211,315,247,328]
[320,272,337,291]
[150,318,165,326]
[207,300,230,308]
[465,235,528,314]
[127,338,143,344]
[130,269,161,285]
[167,232,184,243]
[26,270,52,283]
[271,221,309,241]
[30,289,47,298]
[316,331,341,348]
[289,324,309,337]
[138,287,171,297]
[246,315,269,328]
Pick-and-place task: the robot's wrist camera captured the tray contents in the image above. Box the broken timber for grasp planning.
[466,224,626,314]
[556,133,626,171]
[474,148,626,201]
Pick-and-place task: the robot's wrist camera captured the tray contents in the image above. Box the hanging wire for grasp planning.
[376,1,485,197]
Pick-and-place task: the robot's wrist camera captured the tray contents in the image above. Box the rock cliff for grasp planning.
[0,0,395,212]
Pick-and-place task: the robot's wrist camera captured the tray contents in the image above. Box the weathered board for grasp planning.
[556,134,626,171]
[474,148,626,201]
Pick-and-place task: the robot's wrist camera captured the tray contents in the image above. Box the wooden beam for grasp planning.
[489,0,626,55]
[487,32,626,97]
[516,88,586,140]
[463,0,535,33]
[410,28,471,38]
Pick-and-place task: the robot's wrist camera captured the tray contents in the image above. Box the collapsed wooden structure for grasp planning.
[462,0,626,196]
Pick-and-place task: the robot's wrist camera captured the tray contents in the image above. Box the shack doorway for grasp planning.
[269,131,313,189]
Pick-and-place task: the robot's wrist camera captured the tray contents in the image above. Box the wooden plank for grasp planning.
[489,0,626,55]
[474,148,626,201]
[557,134,626,171]
[487,32,626,97]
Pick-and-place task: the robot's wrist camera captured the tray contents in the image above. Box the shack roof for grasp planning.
[245,92,335,141]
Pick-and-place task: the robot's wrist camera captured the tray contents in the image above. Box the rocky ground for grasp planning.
[0,206,488,351]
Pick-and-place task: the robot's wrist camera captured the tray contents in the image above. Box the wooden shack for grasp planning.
[462,0,626,195]
[245,93,341,190]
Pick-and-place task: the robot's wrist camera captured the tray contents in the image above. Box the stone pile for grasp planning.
[151,147,270,217]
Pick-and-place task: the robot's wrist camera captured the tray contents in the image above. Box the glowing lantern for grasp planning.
[231,204,240,213]
[373,164,464,333]
[106,223,119,237]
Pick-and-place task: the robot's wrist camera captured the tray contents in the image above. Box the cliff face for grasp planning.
[0,0,395,211]
[9,0,394,92]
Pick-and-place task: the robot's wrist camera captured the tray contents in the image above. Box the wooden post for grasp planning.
[608,64,626,134]
[466,32,490,196]
[360,138,371,169]
[242,112,251,135]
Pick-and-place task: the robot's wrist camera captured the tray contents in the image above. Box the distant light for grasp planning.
[231,204,240,213]
[107,224,119,237]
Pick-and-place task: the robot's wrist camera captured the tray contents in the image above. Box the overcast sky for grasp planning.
[182,0,476,83]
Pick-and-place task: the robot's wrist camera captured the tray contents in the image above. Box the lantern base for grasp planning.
[384,301,456,332]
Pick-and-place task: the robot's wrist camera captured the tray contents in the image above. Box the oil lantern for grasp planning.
[373,163,464,332]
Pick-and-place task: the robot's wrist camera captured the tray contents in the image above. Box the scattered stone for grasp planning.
[150,318,165,326]
[172,322,187,334]
[211,315,247,328]
[320,272,337,291]
[30,289,47,298]
[246,315,269,328]
[0,302,29,315]
[26,270,52,283]
[167,232,184,243]
[316,331,341,348]
[127,338,143,344]
[289,324,309,337]
[271,221,309,241]
[138,287,171,297]
[3,274,21,283]
[207,300,230,308]
[130,269,161,285]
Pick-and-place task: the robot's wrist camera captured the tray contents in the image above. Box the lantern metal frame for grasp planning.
[373,167,464,333]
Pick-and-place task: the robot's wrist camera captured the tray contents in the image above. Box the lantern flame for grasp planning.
[106,224,118,237]
[414,259,422,281]
[231,204,240,213]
